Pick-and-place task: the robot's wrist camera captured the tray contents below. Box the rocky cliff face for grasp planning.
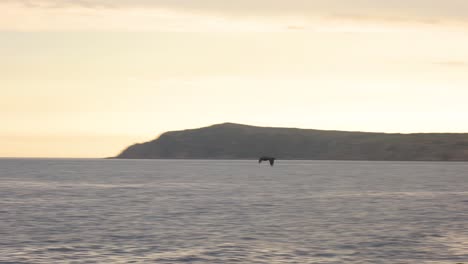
[115,123,468,161]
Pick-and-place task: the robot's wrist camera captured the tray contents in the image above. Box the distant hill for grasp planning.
[115,123,468,161]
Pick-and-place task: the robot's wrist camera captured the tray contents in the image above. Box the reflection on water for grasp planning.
[0,159,467,263]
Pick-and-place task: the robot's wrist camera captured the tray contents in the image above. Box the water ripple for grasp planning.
[0,159,467,263]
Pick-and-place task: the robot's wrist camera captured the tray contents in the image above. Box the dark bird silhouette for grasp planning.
[259,156,276,166]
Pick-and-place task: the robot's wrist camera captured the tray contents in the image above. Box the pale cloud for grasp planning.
[4,0,468,20]
[0,1,291,32]
[2,0,468,32]
[432,60,468,67]
[6,0,468,19]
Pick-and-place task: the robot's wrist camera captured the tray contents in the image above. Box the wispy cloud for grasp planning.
[7,0,468,19]
[2,0,468,32]
[432,60,468,67]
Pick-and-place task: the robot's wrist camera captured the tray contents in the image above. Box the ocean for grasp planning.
[0,159,467,263]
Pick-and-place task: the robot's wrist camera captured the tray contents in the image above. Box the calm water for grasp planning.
[0,159,467,263]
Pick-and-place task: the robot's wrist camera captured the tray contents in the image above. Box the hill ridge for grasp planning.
[115,123,468,161]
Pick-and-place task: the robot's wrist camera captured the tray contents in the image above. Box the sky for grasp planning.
[2,0,468,157]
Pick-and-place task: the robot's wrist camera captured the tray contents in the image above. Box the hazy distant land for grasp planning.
[115,123,468,161]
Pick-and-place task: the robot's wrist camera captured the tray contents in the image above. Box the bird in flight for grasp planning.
[258,156,276,166]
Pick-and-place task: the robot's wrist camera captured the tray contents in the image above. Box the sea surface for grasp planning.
[0,159,467,263]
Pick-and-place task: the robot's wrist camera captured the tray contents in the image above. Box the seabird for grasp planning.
[258,156,276,166]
